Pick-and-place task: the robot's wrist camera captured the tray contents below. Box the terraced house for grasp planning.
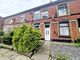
[3,0,80,42]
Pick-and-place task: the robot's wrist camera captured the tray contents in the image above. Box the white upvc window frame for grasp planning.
[20,15,25,22]
[33,11,41,20]
[34,23,40,29]
[9,18,13,24]
[59,22,70,36]
[41,10,48,19]
[58,3,68,16]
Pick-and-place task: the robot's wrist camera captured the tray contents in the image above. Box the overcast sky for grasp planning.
[0,0,56,17]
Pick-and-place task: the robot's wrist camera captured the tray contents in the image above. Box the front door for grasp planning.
[45,24,50,40]
[45,28,50,40]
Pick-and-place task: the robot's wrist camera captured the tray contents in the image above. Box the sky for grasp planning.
[0,0,56,17]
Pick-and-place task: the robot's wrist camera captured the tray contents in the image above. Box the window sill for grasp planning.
[59,36,71,38]
[33,17,49,20]
[56,14,70,18]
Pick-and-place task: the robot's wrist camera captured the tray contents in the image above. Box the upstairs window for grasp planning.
[34,11,40,20]
[58,3,68,16]
[20,15,25,22]
[41,10,48,19]
[9,18,13,24]
[34,23,40,29]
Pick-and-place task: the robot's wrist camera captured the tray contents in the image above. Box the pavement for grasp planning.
[0,48,31,60]
[31,41,50,60]
[0,41,50,60]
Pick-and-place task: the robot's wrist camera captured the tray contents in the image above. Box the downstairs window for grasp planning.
[59,22,70,37]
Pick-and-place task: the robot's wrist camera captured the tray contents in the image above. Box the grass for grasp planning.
[55,52,69,60]
[71,43,80,47]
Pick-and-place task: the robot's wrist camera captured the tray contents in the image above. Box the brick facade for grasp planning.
[3,0,80,42]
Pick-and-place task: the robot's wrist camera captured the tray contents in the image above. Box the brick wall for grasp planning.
[69,0,80,14]
[40,23,45,39]
[70,20,78,41]
[51,22,59,39]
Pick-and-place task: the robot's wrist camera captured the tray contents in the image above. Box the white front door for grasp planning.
[45,28,50,40]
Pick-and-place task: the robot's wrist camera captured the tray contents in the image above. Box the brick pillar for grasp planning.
[40,23,45,40]
[70,20,78,42]
[51,22,59,40]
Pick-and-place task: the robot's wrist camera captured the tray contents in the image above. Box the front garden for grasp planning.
[0,24,80,60]
[0,24,44,58]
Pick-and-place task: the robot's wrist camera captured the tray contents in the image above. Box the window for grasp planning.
[34,23,40,29]
[41,10,48,19]
[45,22,50,28]
[59,22,69,36]
[20,15,25,22]
[58,3,68,16]
[34,11,40,20]
[9,18,13,24]
[3,25,13,32]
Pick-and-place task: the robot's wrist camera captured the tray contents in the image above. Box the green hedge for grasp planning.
[12,24,41,52]
[0,30,4,36]
[3,31,13,45]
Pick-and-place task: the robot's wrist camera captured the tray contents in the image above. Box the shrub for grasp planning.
[77,38,80,43]
[72,38,80,47]
[12,24,41,52]
[0,45,3,48]
[3,31,13,45]
[0,30,4,36]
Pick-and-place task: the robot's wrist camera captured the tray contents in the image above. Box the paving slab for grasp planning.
[38,41,50,54]
[15,55,31,60]
[4,51,19,58]
[0,57,10,60]
[32,52,49,60]
[0,49,10,54]
[0,54,10,60]
[0,48,30,60]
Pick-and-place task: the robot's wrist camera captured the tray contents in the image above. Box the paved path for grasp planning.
[51,42,80,60]
[0,48,31,60]
[31,41,50,60]
[0,41,50,60]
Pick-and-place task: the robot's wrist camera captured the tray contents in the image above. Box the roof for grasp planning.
[4,0,76,19]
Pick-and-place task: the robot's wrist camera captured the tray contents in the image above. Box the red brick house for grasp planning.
[3,0,80,42]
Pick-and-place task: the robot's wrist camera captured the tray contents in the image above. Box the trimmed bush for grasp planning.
[3,31,13,45]
[12,24,41,52]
